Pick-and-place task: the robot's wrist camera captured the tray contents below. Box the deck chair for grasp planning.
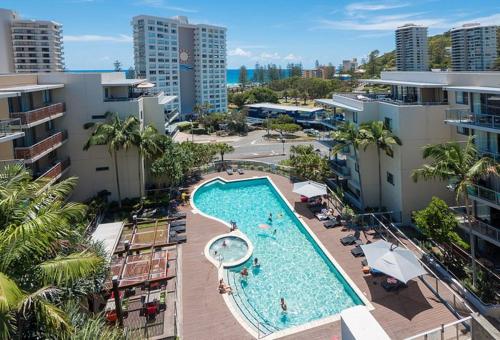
[170,224,186,233]
[169,212,186,220]
[237,168,244,175]
[226,167,234,175]
[169,231,187,244]
[351,245,364,257]
[170,219,186,227]
[323,220,337,228]
[340,230,361,245]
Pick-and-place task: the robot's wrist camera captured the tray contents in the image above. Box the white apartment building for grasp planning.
[0,8,64,74]
[132,15,227,117]
[0,72,175,201]
[395,24,428,71]
[342,58,358,72]
[450,23,497,71]
[321,70,500,262]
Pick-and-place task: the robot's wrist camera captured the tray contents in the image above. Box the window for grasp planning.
[456,91,468,105]
[92,114,106,119]
[96,167,109,172]
[386,172,394,185]
[384,117,393,131]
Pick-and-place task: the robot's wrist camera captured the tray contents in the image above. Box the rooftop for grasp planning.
[0,91,20,99]
[245,102,323,112]
[444,85,500,95]
[101,78,148,87]
[91,221,124,260]
[0,83,64,93]
[360,78,448,88]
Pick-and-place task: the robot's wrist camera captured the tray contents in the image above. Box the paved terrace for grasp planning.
[179,171,460,340]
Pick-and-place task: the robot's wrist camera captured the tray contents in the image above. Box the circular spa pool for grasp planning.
[209,236,249,264]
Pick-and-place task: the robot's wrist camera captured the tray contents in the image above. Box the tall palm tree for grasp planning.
[84,112,139,207]
[411,136,500,286]
[0,164,104,338]
[133,124,165,198]
[359,121,402,210]
[331,121,365,208]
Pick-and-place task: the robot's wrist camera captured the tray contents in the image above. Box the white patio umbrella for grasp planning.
[292,180,327,198]
[137,81,155,89]
[360,240,427,283]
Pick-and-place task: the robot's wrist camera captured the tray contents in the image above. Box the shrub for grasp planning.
[190,127,207,135]
[177,122,192,131]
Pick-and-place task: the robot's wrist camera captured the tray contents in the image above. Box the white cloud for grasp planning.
[137,0,197,13]
[451,13,500,28]
[284,53,301,61]
[65,34,133,43]
[346,1,410,13]
[259,52,281,60]
[228,48,252,57]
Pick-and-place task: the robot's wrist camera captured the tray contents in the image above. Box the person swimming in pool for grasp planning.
[268,213,273,223]
[272,229,277,236]
[222,240,227,247]
[253,257,260,268]
[280,297,287,313]
[240,267,249,279]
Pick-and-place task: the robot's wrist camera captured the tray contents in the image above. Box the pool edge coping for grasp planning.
[190,175,374,339]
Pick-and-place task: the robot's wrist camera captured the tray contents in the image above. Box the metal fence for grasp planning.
[404,316,472,340]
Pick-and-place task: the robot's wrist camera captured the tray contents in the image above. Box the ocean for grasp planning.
[67,69,288,85]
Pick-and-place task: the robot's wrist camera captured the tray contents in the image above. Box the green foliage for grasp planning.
[177,121,193,131]
[429,32,451,69]
[0,164,106,338]
[190,127,207,135]
[212,142,235,162]
[289,144,331,182]
[228,87,279,107]
[265,115,301,136]
[413,197,466,247]
[268,77,352,99]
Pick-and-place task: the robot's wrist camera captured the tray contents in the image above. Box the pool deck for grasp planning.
[180,171,459,340]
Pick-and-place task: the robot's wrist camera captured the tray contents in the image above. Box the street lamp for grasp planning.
[281,138,285,155]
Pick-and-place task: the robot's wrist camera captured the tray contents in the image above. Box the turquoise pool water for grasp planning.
[194,178,363,332]
[209,236,248,263]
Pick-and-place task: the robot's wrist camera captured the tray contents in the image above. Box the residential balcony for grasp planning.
[334,92,448,107]
[37,158,71,182]
[0,118,25,143]
[478,149,500,163]
[445,109,500,132]
[450,207,500,247]
[329,159,351,178]
[14,130,68,163]
[10,103,65,128]
[467,183,500,209]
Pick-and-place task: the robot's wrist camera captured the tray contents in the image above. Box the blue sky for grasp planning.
[3,0,499,70]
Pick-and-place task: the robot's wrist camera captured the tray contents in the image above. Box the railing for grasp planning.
[467,183,500,207]
[450,207,500,244]
[445,109,500,130]
[329,159,351,177]
[10,102,65,125]
[0,118,22,137]
[201,159,294,179]
[478,149,500,162]
[38,158,71,180]
[14,130,67,160]
[404,316,472,340]
[334,92,448,106]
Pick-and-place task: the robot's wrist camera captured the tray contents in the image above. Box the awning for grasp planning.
[360,240,426,283]
[293,180,327,198]
[444,86,500,95]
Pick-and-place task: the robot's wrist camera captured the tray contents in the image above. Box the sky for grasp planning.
[2,0,499,70]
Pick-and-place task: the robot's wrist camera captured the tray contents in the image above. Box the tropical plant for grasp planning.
[411,136,500,286]
[132,124,165,198]
[213,142,234,163]
[266,114,301,137]
[331,121,364,207]
[0,164,104,339]
[413,197,467,248]
[289,144,330,182]
[84,112,140,207]
[359,120,402,209]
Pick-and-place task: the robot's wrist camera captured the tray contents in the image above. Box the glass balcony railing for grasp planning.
[478,149,500,162]
[14,130,67,161]
[10,102,65,126]
[467,183,500,207]
[450,207,500,244]
[0,118,23,138]
[329,159,351,177]
[445,109,500,130]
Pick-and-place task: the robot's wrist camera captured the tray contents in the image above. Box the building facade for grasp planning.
[395,24,428,71]
[450,23,497,71]
[0,8,64,74]
[0,72,175,201]
[342,58,358,72]
[132,15,227,117]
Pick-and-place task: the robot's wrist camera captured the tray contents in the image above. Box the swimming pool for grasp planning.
[208,235,249,263]
[193,177,365,336]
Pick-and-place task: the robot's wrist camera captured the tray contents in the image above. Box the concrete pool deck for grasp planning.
[179,170,459,340]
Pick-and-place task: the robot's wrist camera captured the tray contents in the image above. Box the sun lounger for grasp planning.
[324,220,337,228]
[309,205,323,214]
[170,225,186,233]
[170,219,186,227]
[168,212,186,220]
[237,168,244,175]
[340,230,361,245]
[169,231,187,244]
[382,280,407,292]
[351,245,364,257]
[226,167,234,175]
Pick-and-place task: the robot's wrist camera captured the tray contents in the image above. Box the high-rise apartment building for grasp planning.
[450,23,497,71]
[0,8,64,74]
[132,15,227,116]
[395,24,428,71]
[342,58,358,72]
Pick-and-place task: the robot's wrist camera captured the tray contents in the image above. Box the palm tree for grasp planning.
[301,91,309,105]
[411,136,500,287]
[359,121,402,210]
[84,112,139,207]
[213,142,234,163]
[283,90,289,103]
[290,89,300,105]
[133,124,165,198]
[331,121,365,208]
[0,164,104,338]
